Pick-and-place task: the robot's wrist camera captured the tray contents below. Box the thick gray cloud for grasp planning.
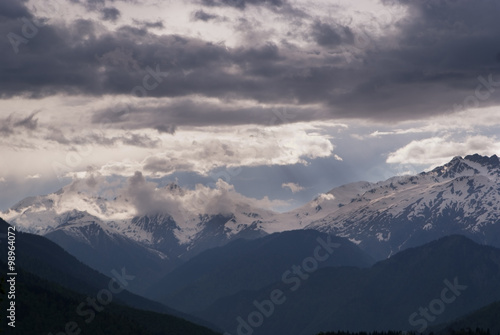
[0,112,39,135]
[43,128,161,148]
[91,99,324,129]
[70,0,124,22]
[200,0,284,10]
[326,0,500,118]
[101,7,121,21]
[1,0,500,128]
[192,10,219,22]
[14,111,39,130]
[132,19,164,29]
[0,0,31,19]
[311,21,354,47]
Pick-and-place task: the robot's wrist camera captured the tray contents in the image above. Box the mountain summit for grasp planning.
[296,154,500,258]
[3,154,500,281]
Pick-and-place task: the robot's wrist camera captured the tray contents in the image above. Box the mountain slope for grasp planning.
[0,217,216,330]
[2,181,274,289]
[43,211,177,294]
[432,300,500,334]
[0,262,221,335]
[283,154,500,259]
[5,154,500,278]
[197,235,500,335]
[146,230,374,313]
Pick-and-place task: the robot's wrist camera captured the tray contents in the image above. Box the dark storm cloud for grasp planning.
[192,10,219,22]
[0,112,39,135]
[71,0,132,23]
[83,0,105,11]
[325,0,500,119]
[72,0,125,12]
[132,19,164,29]
[142,157,192,174]
[2,0,500,125]
[0,0,31,19]
[43,128,161,148]
[0,15,301,102]
[311,21,354,47]
[121,133,161,147]
[91,99,323,129]
[14,111,39,130]
[200,0,284,10]
[0,117,14,135]
[101,7,121,22]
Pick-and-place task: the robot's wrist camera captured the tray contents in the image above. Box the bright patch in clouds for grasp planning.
[387,136,500,166]
[282,182,304,193]
[2,0,500,211]
[0,109,338,182]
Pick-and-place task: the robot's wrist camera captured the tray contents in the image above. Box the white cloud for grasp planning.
[387,135,500,165]
[282,182,304,193]
[367,108,500,139]
[118,172,288,218]
[25,170,289,223]
[0,101,339,182]
[0,177,5,183]
[312,193,335,206]
[26,174,41,179]
[93,122,337,178]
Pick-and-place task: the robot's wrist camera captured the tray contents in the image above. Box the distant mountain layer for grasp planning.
[432,300,500,334]
[0,218,218,331]
[145,230,374,313]
[0,262,221,335]
[296,154,500,259]
[4,154,500,290]
[196,235,500,335]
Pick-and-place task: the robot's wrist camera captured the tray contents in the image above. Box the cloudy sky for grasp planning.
[1,0,500,212]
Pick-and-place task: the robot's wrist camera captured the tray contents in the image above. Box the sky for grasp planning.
[1,0,500,212]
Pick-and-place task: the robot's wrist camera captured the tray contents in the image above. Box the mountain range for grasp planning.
[0,217,221,334]
[2,215,499,334]
[4,154,500,287]
[144,230,375,313]
[2,154,500,334]
[197,235,500,334]
[432,300,500,334]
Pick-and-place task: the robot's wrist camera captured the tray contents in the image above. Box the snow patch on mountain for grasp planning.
[3,154,500,260]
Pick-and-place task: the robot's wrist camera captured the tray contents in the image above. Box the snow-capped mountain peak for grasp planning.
[293,154,500,258]
[3,154,500,262]
[2,176,276,260]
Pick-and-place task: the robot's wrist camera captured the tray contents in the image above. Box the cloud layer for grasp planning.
[2,0,500,212]
[1,0,499,125]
